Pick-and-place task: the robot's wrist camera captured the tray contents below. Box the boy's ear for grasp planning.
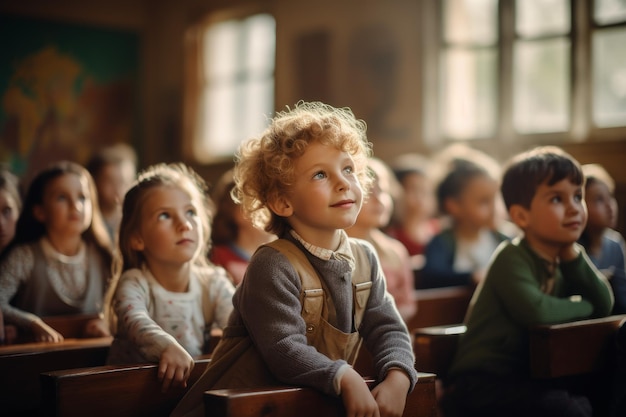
[130,234,145,251]
[267,195,293,217]
[508,204,530,229]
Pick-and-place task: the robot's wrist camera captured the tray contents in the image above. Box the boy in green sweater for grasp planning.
[442,146,614,417]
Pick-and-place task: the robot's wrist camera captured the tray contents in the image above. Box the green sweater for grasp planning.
[449,237,614,378]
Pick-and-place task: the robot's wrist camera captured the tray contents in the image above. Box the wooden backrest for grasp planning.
[41,358,211,417]
[530,314,626,378]
[43,313,102,339]
[406,286,474,330]
[204,372,438,417]
[0,337,111,415]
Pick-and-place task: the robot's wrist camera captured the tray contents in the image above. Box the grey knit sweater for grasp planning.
[226,233,418,396]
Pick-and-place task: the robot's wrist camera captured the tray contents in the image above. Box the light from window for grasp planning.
[195,14,275,162]
[441,0,498,140]
[594,0,626,25]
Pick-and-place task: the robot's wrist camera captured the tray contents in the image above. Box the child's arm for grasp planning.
[113,271,184,362]
[370,369,411,417]
[339,367,379,417]
[489,242,606,325]
[0,245,63,341]
[560,243,614,317]
[158,342,195,393]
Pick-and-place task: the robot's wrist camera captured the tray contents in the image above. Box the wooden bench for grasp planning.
[0,337,112,416]
[42,362,436,417]
[41,358,212,417]
[3,313,103,344]
[204,372,438,417]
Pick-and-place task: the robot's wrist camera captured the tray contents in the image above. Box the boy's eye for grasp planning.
[574,193,583,202]
[186,208,197,217]
[550,196,562,204]
[157,212,170,220]
[312,171,326,180]
[343,165,354,175]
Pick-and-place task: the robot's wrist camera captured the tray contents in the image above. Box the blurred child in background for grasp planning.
[421,147,507,289]
[0,168,21,253]
[209,169,275,285]
[0,161,112,342]
[386,153,440,272]
[87,143,138,245]
[347,157,417,320]
[578,163,626,314]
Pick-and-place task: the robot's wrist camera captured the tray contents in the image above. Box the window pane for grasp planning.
[203,21,239,80]
[595,0,626,25]
[593,28,626,127]
[440,48,497,139]
[199,85,238,157]
[513,38,570,133]
[243,14,276,74]
[242,78,274,140]
[516,0,570,38]
[443,0,498,45]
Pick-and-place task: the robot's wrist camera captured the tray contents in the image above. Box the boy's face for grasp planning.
[585,180,618,231]
[513,178,587,255]
[277,141,363,248]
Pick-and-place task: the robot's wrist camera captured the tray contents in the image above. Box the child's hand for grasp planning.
[158,343,195,393]
[559,243,580,262]
[31,319,64,343]
[83,318,111,338]
[371,369,411,417]
[340,368,379,417]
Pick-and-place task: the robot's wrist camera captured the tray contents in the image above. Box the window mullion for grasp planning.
[499,0,515,143]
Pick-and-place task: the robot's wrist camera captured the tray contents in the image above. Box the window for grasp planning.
[422,0,626,145]
[185,13,275,163]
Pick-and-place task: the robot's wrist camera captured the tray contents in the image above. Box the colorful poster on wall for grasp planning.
[0,14,139,184]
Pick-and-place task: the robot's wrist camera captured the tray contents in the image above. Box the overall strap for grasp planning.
[349,241,372,330]
[265,239,324,337]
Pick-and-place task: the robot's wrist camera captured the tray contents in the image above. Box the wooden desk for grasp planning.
[406,286,474,330]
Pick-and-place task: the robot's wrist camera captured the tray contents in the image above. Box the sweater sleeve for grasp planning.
[234,246,347,396]
[356,241,419,392]
[0,245,40,327]
[202,267,235,328]
[113,270,179,362]
[489,244,598,326]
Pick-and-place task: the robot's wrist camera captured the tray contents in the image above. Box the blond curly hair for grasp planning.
[232,101,373,237]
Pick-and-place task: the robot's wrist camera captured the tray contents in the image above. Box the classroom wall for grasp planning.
[1,0,625,232]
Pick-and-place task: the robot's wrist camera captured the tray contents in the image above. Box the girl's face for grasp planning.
[402,173,435,219]
[35,173,92,238]
[131,185,202,270]
[356,175,393,229]
[0,189,19,250]
[585,180,618,231]
[451,175,498,230]
[277,141,363,249]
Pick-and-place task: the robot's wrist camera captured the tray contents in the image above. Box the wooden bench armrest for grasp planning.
[204,372,437,417]
[530,314,626,378]
[413,324,466,377]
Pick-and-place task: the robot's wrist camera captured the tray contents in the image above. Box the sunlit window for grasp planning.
[593,0,626,128]
[189,13,275,163]
[440,0,498,140]
[513,0,570,134]
[425,0,626,144]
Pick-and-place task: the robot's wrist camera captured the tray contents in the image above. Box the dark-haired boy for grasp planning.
[442,146,614,417]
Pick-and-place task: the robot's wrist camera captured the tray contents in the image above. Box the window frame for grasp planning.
[422,0,626,149]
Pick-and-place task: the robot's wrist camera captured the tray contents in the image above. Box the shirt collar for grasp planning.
[289,229,354,269]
